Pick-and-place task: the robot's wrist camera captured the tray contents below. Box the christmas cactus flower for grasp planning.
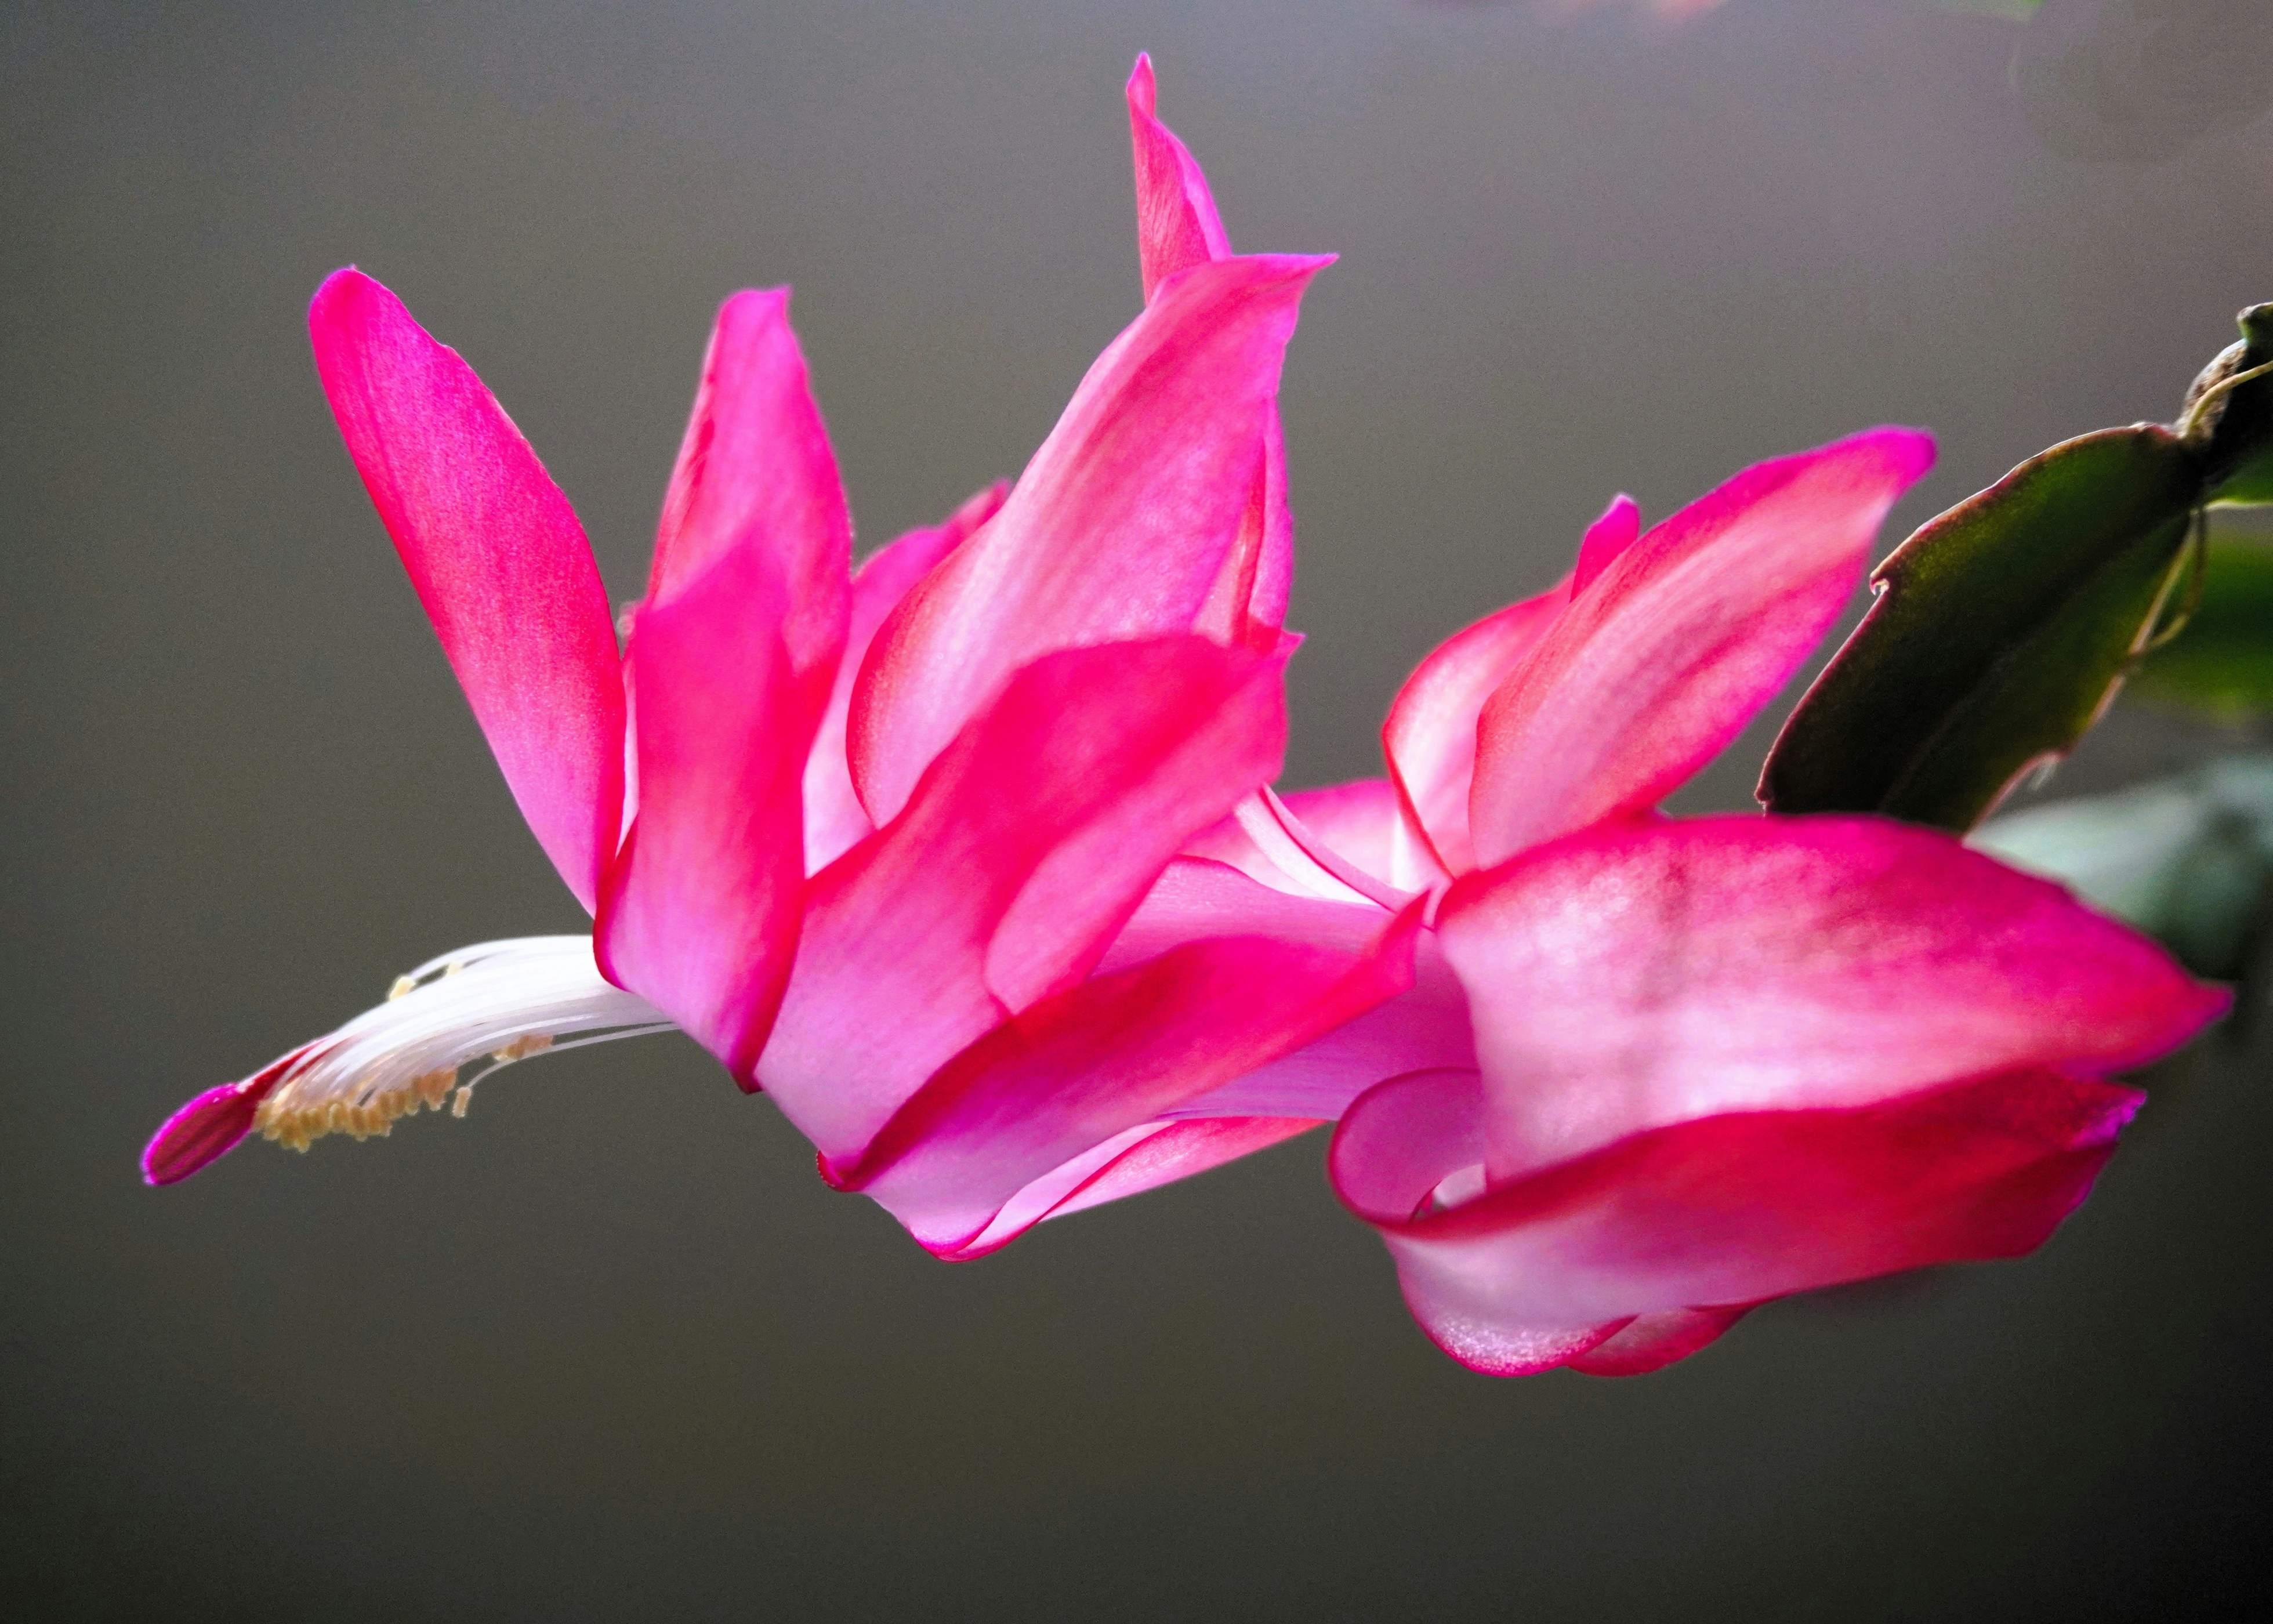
[1166,434,2224,1375]
[144,62,1416,1262]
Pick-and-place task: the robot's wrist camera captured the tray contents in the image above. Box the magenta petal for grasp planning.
[1125,57,1294,654]
[1468,429,1936,866]
[1278,778,1418,891]
[650,288,853,717]
[1334,1063,2145,1377]
[1104,861,1477,1122]
[595,541,805,1081]
[1249,415,1296,636]
[835,905,1421,1257]
[1434,815,2223,1181]
[1125,57,1294,653]
[307,269,625,912]
[1104,855,1397,966]
[1568,492,1643,597]
[762,636,1289,1161]
[1194,410,1296,651]
[1126,53,1234,303]
[1383,579,1571,876]
[911,1115,1321,1260]
[847,252,1332,824]
[1184,788,1392,905]
[1035,1115,1322,1224]
[804,482,1009,872]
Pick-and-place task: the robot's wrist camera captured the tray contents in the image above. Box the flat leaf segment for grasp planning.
[1763,304,2273,833]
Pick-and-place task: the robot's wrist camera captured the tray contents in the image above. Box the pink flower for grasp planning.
[1148,437,2225,1375]
[777,57,1415,1257]
[143,61,1416,1266]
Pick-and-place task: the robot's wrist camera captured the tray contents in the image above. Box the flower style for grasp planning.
[1160,435,2224,1376]
[144,61,1417,1264]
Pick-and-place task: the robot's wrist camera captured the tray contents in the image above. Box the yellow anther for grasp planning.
[490,1034,552,1065]
[387,974,418,1001]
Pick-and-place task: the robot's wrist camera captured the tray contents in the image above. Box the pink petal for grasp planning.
[140,1045,318,1186]
[1568,492,1643,596]
[1205,791,1419,912]
[1566,1306,1753,1377]
[650,289,852,719]
[1333,1063,2144,1377]
[1104,855,1395,965]
[1247,416,1296,636]
[307,269,625,912]
[1434,814,2223,1182]
[1468,429,1936,867]
[847,253,1332,825]
[1192,409,1296,652]
[1036,1115,1322,1222]
[1279,778,1417,891]
[1185,789,1384,905]
[760,636,1288,1161]
[1383,579,1571,877]
[594,539,806,1081]
[804,483,1009,872]
[834,905,1421,1257]
[1126,53,1234,303]
[1126,58,1296,655]
[1103,860,1476,1121]
[904,1113,1321,1259]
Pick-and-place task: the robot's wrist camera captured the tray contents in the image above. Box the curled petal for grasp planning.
[1102,860,1476,1122]
[836,904,1422,1257]
[1277,778,1431,893]
[763,637,1288,1161]
[650,289,852,716]
[1566,1306,1754,1378]
[1569,492,1643,596]
[307,269,625,912]
[596,541,806,1080]
[1384,580,1570,877]
[1469,429,1935,867]
[1126,52,1234,302]
[1332,1064,2144,1378]
[1194,412,1296,652]
[1187,786,1381,904]
[1126,56,1294,654]
[1434,814,2222,1181]
[804,483,1009,872]
[849,253,1331,824]
[1033,1115,1322,1224]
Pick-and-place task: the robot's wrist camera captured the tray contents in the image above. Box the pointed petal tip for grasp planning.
[1168,251,1335,288]
[1128,52,1157,103]
[141,1082,261,1187]
[1854,423,1938,481]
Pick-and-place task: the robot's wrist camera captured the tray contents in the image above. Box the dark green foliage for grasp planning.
[1760,427,2199,831]
[1761,304,2273,832]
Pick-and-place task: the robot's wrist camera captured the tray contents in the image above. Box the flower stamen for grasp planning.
[245,937,672,1153]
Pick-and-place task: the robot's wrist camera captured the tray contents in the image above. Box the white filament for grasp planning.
[254,935,675,1151]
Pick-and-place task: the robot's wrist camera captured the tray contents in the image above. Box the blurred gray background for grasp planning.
[6,0,2270,1616]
